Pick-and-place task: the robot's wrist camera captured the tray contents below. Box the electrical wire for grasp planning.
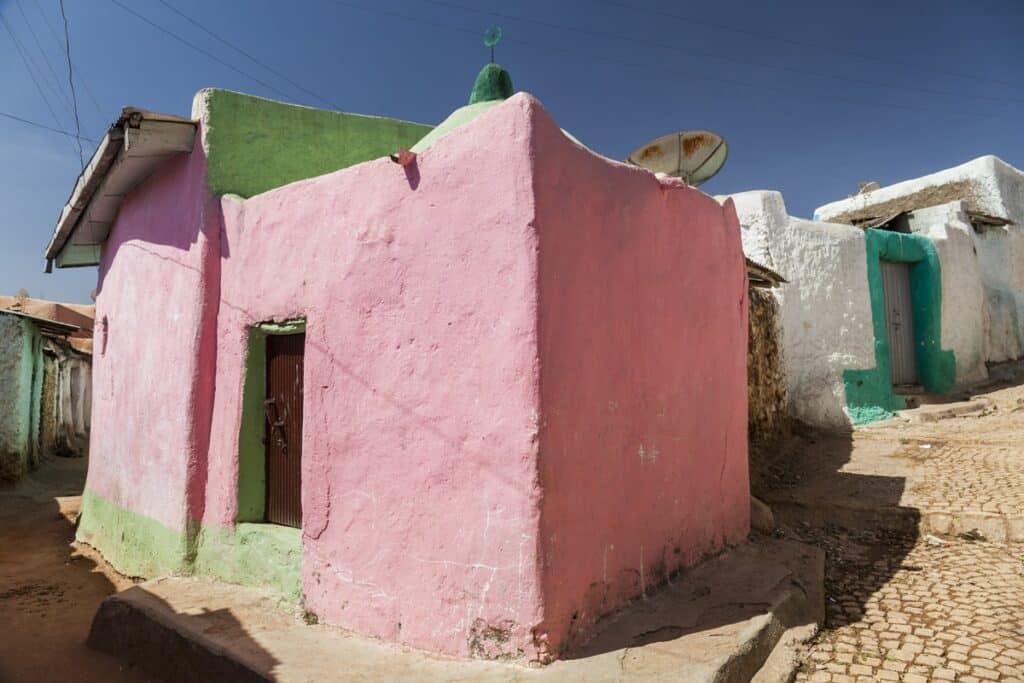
[108,0,307,105]
[326,0,1013,122]
[418,0,1024,107]
[13,0,76,116]
[154,0,342,110]
[58,0,85,168]
[596,0,1023,91]
[30,0,106,121]
[0,109,98,142]
[0,11,82,157]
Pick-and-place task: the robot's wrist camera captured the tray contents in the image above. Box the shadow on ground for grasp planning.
[750,423,921,643]
[0,455,278,682]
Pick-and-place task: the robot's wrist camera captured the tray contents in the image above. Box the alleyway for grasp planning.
[1,374,1022,681]
[755,366,1024,683]
[0,456,148,682]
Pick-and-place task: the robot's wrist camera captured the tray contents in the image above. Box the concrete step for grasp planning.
[87,537,824,682]
[894,398,992,423]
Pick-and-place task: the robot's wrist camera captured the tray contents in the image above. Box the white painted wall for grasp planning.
[907,203,988,385]
[726,191,875,428]
[816,155,1024,368]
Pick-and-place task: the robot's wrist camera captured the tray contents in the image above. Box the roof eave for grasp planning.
[45,108,198,271]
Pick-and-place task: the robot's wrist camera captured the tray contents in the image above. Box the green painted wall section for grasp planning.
[202,89,433,198]
[843,229,956,424]
[410,100,503,154]
[0,316,45,480]
[77,488,302,600]
[193,523,302,602]
[77,488,189,578]
[237,331,267,522]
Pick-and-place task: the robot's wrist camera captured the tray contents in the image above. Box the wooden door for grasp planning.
[264,333,304,528]
[880,260,917,387]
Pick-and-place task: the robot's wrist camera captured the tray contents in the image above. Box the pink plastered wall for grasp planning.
[529,104,750,652]
[86,91,749,661]
[89,146,220,534]
[207,94,546,658]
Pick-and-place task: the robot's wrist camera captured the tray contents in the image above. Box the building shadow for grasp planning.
[751,422,920,637]
[0,455,279,682]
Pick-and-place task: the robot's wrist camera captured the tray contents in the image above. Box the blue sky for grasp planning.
[2,0,1021,303]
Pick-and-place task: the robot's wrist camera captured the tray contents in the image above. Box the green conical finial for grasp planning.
[469,62,514,104]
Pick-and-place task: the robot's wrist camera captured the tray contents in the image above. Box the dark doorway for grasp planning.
[264,333,305,528]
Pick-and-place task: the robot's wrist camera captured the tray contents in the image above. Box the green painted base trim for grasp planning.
[194,523,302,602]
[77,488,188,578]
[843,230,957,425]
[77,488,301,600]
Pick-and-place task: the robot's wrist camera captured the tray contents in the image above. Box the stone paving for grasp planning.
[797,534,1024,682]
[790,379,1024,682]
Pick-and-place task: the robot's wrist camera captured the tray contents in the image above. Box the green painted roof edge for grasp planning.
[198,89,433,198]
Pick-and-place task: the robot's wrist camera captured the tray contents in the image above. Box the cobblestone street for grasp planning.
[757,369,1024,683]
[800,533,1024,682]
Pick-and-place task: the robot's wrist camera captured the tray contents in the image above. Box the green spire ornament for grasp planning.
[483,24,502,63]
[469,25,513,104]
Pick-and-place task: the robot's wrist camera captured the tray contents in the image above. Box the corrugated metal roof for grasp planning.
[0,308,80,336]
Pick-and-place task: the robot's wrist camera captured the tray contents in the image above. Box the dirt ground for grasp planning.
[0,456,150,682]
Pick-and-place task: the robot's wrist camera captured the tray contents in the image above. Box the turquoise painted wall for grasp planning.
[843,230,956,424]
[0,314,44,480]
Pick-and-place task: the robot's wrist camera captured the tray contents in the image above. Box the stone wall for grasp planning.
[748,287,787,443]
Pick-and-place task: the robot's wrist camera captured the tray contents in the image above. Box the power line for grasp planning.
[109,0,305,104]
[597,0,1023,91]
[0,109,98,142]
[327,0,1013,122]
[58,0,85,168]
[418,0,1024,107]
[30,0,106,121]
[154,0,342,110]
[13,0,76,116]
[0,11,81,157]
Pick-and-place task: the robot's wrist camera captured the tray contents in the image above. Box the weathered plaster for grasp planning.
[194,89,432,199]
[907,203,988,385]
[816,155,1024,365]
[0,314,40,480]
[78,487,301,598]
[80,89,748,662]
[531,113,750,655]
[748,288,787,443]
[726,191,877,428]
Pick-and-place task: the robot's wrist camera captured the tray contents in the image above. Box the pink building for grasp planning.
[47,66,749,661]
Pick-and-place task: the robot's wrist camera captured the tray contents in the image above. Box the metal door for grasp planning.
[880,261,917,386]
[264,333,304,528]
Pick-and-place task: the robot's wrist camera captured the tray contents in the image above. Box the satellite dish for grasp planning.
[626,130,728,186]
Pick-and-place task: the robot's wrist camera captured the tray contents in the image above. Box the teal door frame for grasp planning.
[842,229,956,424]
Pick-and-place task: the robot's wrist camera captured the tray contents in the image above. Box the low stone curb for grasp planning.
[87,538,825,682]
